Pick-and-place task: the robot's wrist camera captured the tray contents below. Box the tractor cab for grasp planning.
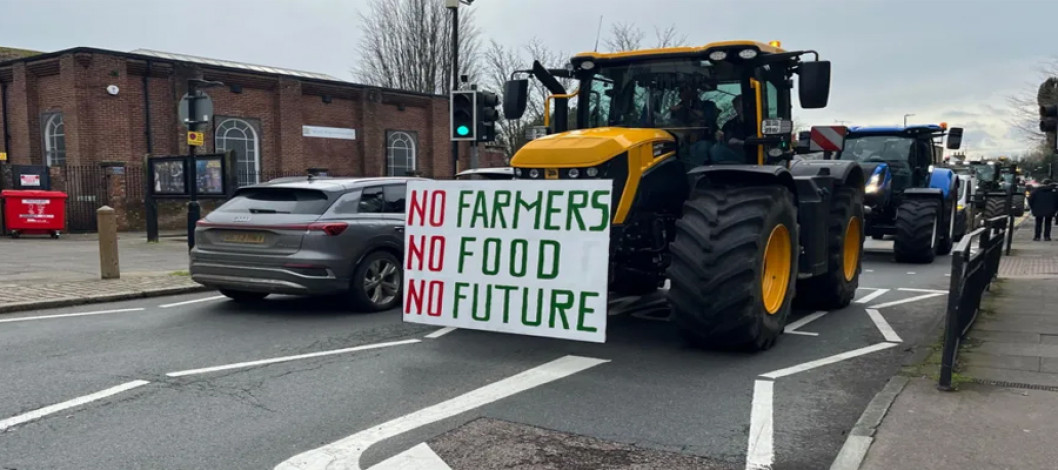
[839,125,958,194]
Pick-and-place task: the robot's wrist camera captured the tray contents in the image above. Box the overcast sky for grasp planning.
[2,0,1055,156]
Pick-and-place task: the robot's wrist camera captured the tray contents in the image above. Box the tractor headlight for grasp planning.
[568,168,580,179]
[514,168,522,177]
[865,173,883,193]
[528,169,540,179]
[586,167,599,177]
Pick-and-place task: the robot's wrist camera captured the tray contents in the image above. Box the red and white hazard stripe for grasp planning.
[810,126,848,152]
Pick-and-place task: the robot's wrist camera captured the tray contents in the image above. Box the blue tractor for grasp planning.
[835,124,964,263]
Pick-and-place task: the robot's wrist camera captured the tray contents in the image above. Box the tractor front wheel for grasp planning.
[893,198,940,263]
[667,185,798,351]
[795,186,864,310]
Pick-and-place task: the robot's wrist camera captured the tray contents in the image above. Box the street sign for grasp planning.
[0,152,7,161]
[187,131,204,147]
[810,125,848,152]
[178,91,214,129]
[402,179,613,343]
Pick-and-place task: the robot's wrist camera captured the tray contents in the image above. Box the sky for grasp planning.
[2,0,1056,157]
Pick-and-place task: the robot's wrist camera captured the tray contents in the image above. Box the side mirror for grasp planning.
[798,61,831,109]
[946,127,963,150]
[503,79,529,120]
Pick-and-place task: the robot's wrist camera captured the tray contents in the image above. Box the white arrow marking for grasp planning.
[897,288,948,294]
[868,292,946,309]
[371,443,453,470]
[745,379,775,470]
[761,343,900,379]
[865,309,902,343]
[854,288,889,304]
[274,355,609,470]
[783,311,827,336]
[424,327,457,339]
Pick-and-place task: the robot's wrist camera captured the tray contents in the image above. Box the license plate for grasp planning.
[222,233,266,244]
[545,168,559,180]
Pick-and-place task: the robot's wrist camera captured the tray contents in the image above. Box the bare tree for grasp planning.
[605,22,687,52]
[354,0,480,94]
[1006,58,1058,142]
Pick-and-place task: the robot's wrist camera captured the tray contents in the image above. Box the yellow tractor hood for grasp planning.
[511,128,672,168]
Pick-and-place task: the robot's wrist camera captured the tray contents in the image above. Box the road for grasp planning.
[0,239,952,470]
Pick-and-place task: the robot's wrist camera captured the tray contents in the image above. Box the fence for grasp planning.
[61,165,108,233]
[938,215,1008,390]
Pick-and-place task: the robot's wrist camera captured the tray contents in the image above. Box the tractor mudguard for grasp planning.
[928,168,957,200]
[687,164,797,198]
[789,159,866,189]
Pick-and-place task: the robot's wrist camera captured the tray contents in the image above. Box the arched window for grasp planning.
[386,131,417,176]
[215,118,260,187]
[43,113,66,167]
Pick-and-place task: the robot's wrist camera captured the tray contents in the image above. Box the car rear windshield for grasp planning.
[216,188,331,215]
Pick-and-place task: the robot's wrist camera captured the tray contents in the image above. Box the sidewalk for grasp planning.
[0,232,207,313]
[854,217,1058,470]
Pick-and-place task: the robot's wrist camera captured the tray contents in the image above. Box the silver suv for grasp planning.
[190,176,422,311]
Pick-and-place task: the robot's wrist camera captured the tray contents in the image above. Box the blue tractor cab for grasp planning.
[836,124,963,263]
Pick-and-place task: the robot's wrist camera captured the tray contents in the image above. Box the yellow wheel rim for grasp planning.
[843,217,862,282]
[762,224,792,315]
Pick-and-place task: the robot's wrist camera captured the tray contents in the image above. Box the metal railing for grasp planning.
[938,215,1007,390]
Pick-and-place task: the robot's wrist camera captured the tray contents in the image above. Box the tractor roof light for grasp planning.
[738,49,758,60]
[939,122,948,130]
[708,50,728,61]
[769,40,782,48]
[580,60,595,71]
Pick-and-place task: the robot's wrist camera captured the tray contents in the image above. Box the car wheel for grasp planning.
[220,289,269,303]
[349,251,402,312]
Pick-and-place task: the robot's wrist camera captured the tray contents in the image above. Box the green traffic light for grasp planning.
[456,125,470,136]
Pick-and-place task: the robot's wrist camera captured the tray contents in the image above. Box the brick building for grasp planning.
[0,47,502,231]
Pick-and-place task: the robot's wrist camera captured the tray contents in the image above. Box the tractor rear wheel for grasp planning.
[893,198,939,263]
[667,185,798,351]
[795,186,863,310]
[981,196,1007,221]
[1012,194,1026,217]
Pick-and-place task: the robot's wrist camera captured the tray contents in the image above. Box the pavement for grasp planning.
[857,216,1058,470]
[0,232,203,313]
[0,237,959,470]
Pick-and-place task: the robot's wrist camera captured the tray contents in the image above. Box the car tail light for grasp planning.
[308,222,348,236]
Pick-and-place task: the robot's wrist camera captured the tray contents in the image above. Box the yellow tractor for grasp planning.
[502,41,866,350]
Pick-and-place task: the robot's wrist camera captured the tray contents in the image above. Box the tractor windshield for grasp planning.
[973,164,996,182]
[839,136,913,163]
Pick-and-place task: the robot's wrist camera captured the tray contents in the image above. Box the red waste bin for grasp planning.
[1,190,67,238]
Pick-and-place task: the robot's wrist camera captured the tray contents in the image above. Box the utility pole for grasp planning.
[183,78,222,250]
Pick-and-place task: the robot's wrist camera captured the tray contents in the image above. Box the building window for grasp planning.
[42,113,66,167]
[386,131,417,176]
[215,118,260,187]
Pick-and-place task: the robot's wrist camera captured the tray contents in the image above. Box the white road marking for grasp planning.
[760,343,900,379]
[784,311,827,336]
[864,269,875,273]
[274,355,609,470]
[166,339,420,377]
[0,308,145,324]
[159,295,226,308]
[745,379,774,470]
[905,271,916,275]
[865,309,902,343]
[371,443,453,470]
[0,380,150,432]
[424,327,457,339]
[854,288,889,304]
[868,292,946,309]
[897,288,948,294]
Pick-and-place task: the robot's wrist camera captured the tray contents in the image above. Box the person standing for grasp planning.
[1028,179,1058,241]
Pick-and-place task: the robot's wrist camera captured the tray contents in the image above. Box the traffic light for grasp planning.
[1040,104,1058,133]
[476,91,500,142]
[450,90,476,141]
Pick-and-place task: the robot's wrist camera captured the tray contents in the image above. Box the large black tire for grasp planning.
[795,187,864,310]
[1012,194,1026,217]
[981,196,1007,221]
[348,251,403,312]
[220,289,269,303]
[667,186,798,351]
[893,198,940,264]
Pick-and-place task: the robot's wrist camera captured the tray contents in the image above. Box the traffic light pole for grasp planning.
[449,3,460,175]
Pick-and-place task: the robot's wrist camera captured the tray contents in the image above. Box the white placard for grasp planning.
[302,125,356,140]
[402,180,612,343]
[20,175,41,186]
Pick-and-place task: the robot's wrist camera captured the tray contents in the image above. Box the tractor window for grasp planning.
[764,82,779,119]
[839,136,913,163]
